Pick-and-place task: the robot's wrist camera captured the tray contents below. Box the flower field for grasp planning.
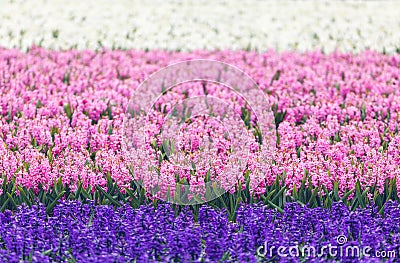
[1,0,400,53]
[1,0,400,262]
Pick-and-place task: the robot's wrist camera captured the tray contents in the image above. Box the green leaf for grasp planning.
[270,186,286,204]
[270,70,281,85]
[6,193,17,210]
[267,200,284,213]
[75,182,83,200]
[18,187,32,207]
[96,186,120,207]
[309,187,319,207]
[342,190,354,203]
[355,181,365,208]
[0,198,9,212]
[333,182,340,201]
[46,190,66,214]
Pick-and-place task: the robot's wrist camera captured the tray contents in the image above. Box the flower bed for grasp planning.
[0,201,399,262]
[0,48,399,212]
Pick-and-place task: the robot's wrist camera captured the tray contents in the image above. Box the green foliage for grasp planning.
[0,172,398,219]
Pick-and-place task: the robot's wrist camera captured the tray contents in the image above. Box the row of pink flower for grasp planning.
[0,47,399,198]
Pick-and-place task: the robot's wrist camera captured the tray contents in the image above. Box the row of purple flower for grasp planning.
[0,201,399,262]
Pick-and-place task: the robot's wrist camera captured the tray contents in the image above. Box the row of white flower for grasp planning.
[1,0,399,53]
